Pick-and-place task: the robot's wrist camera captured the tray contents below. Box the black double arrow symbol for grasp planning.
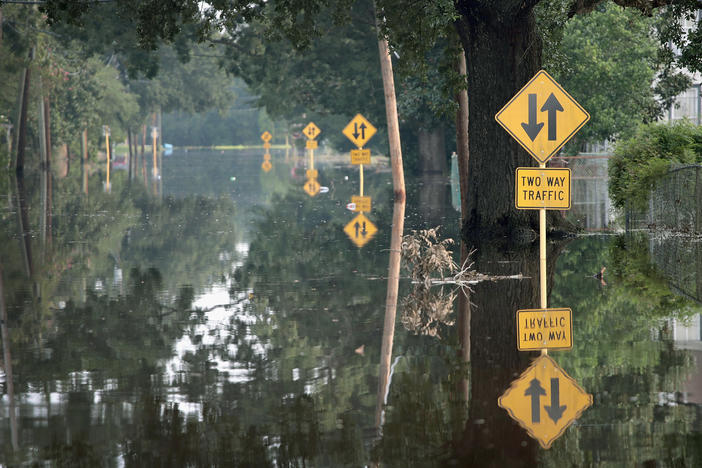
[352,122,367,140]
[525,377,567,424]
[521,93,564,142]
[354,221,368,238]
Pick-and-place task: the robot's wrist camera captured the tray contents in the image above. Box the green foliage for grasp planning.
[609,121,702,210]
[554,3,666,144]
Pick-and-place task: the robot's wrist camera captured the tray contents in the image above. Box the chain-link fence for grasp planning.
[649,235,702,303]
[630,165,702,233]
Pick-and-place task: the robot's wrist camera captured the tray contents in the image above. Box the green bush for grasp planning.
[609,121,702,210]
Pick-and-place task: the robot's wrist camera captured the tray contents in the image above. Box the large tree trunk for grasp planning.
[455,4,542,240]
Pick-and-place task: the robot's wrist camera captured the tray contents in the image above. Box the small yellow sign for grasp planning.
[351,195,371,212]
[306,169,318,179]
[343,114,377,148]
[261,131,272,142]
[343,212,378,247]
[263,153,271,161]
[350,149,371,165]
[303,178,320,197]
[263,142,272,149]
[495,70,589,164]
[515,168,571,210]
[261,160,272,172]
[303,122,321,140]
[306,139,318,150]
[517,308,572,351]
[499,355,592,449]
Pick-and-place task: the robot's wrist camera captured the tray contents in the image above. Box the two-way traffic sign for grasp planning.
[303,122,321,140]
[498,354,592,449]
[343,114,376,148]
[495,70,589,164]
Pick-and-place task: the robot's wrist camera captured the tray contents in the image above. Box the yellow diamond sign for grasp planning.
[495,70,589,164]
[343,212,377,247]
[261,131,272,142]
[343,114,376,148]
[261,160,272,172]
[499,355,592,449]
[303,122,321,140]
[303,178,320,197]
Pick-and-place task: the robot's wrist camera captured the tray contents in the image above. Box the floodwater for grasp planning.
[0,148,701,466]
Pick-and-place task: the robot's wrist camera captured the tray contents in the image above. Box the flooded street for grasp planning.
[0,148,699,466]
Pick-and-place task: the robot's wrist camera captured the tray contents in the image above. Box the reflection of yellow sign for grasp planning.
[306,139,318,150]
[517,308,572,351]
[351,195,371,212]
[306,169,318,179]
[343,212,378,247]
[263,142,272,149]
[262,160,272,172]
[263,153,271,161]
[350,149,371,165]
[343,114,377,148]
[499,355,592,449]
[303,122,321,140]
[495,70,589,164]
[515,168,571,210]
[303,178,320,197]
[261,131,272,142]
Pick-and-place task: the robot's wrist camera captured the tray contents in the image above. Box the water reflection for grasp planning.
[1,149,702,465]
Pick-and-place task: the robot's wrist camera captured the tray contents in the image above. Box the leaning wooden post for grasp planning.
[373,6,406,433]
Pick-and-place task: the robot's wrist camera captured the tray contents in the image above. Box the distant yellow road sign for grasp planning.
[303,122,321,140]
[306,169,318,179]
[263,153,271,161]
[306,139,318,150]
[517,308,572,351]
[303,178,320,197]
[261,160,272,172]
[343,114,376,148]
[495,70,589,164]
[263,142,272,149]
[515,168,570,210]
[350,149,371,165]
[351,195,371,212]
[344,212,377,247]
[261,131,272,142]
[499,355,592,449]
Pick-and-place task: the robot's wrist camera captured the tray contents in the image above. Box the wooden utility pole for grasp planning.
[374,9,406,433]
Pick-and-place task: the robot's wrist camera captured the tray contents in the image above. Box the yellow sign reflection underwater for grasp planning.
[261,131,273,172]
[342,114,377,247]
[495,69,591,449]
[303,122,321,197]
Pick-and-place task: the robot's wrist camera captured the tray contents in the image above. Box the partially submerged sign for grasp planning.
[343,114,376,148]
[499,354,592,449]
[260,131,272,142]
[495,70,589,164]
[517,308,572,351]
[515,168,571,210]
